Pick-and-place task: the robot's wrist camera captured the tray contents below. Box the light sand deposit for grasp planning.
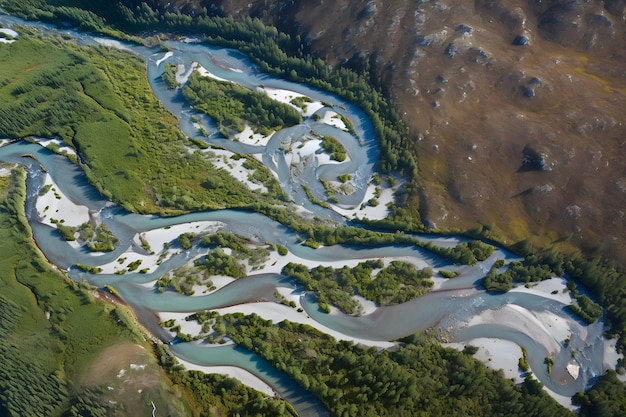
[155,51,173,67]
[320,110,348,131]
[232,124,274,146]
[196,64,231,83]
[509,277,572,304]
[260,87,325,117]
[0,28,18,44]
[177,358,275,396]
[36,138,77,156]
[447,339,524,383]
[203,147,271,193]
[36,173,90,228]
[465,304,566,356]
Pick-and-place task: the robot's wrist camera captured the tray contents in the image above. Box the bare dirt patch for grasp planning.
[81,342,152,387]
[79,342,186,416]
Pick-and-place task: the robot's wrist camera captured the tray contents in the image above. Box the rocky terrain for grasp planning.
[144,0,626,263]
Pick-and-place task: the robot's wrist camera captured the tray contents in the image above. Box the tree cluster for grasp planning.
[209,313,573,417]
[320,135,347,162]
[420,240,495,266]
[282,260,433,314]
[202,248,246,279]
[183,72,302,135]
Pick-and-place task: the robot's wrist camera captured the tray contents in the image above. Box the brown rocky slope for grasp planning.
[153,0,626,263]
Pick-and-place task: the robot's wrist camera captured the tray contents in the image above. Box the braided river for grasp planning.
[0,12,619,416]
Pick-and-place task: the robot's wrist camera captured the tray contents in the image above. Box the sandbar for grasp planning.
[36,173,90,228]
[155,51,173,67]
[176,358,275,396]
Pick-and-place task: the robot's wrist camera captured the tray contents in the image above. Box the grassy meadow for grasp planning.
[0,31,281,215]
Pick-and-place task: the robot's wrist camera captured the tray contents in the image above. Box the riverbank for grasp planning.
[176,357,276,396]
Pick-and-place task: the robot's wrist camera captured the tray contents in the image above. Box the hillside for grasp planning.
[152,0,626,263]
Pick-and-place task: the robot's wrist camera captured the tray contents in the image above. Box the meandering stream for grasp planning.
[0,11,616,416]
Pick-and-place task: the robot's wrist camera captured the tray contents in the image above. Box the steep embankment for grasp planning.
[161,0,626,263]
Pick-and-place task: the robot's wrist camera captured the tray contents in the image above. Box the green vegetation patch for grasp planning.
[240,154,288,200]
[563,254,624,340]
[282,260,433,314]
[439,269,461,278]
[290,95,313,112]
[201,230,270,267]
[0,32,278,215]
[202,248,246,279]
[158,231,274,295]
[301,184,332,209]
[336,113,357,137]
[161,62,178,88]
[320,135,347,162]
[483,266,513,293]
[156,265,212,296]
[422,240,495,266]
[52,219,77,241]
[482,251,566,295]
[183,72,302,135]
[566,282,603,324]
[86,223,118,252]
[338,173,352,183]
[573,370,626,416]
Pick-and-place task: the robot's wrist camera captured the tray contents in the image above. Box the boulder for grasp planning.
[512,35,529,45]
[520,145,551,172]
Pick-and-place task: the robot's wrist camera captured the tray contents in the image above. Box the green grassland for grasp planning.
[0,32,282,214]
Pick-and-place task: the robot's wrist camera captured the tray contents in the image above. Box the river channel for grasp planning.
[0,11,617,415]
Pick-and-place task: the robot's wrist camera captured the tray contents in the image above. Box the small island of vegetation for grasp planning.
[282,260,433,314]
[183,72,302,136]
